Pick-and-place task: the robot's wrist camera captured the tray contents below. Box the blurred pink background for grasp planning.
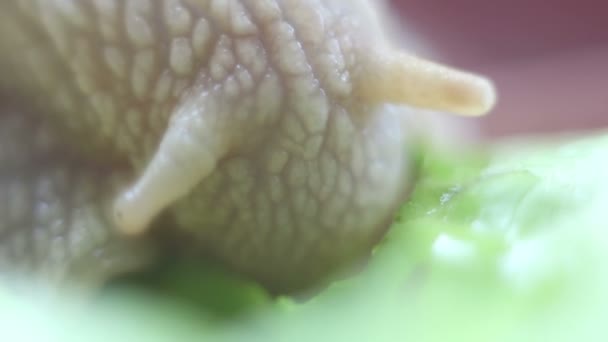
[390,0,608,138]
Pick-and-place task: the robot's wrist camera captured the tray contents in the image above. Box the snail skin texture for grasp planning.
[0,0,495,293]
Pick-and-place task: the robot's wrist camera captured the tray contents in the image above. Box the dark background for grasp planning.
[390,0,608,138]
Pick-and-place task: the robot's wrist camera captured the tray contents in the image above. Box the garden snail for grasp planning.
[0,0,495,293]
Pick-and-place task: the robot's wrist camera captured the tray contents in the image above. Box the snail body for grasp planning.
[0,0,494,292]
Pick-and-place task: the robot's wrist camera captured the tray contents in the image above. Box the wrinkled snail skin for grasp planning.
[0,99,155,291]
[0,1,495,292]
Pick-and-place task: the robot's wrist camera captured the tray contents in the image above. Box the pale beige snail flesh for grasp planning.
[0,0,495,292]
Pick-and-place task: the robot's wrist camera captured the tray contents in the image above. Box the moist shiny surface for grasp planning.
[0,0,493,292]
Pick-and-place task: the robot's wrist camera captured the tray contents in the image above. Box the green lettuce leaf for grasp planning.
[2,134,608,342]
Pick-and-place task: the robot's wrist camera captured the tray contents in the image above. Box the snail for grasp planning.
[0,0,495,293]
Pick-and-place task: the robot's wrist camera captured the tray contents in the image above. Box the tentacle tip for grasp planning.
[112,191,151,236]
[453,76,497,117]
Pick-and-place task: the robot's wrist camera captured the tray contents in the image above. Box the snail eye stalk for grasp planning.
[357,51,497,117]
